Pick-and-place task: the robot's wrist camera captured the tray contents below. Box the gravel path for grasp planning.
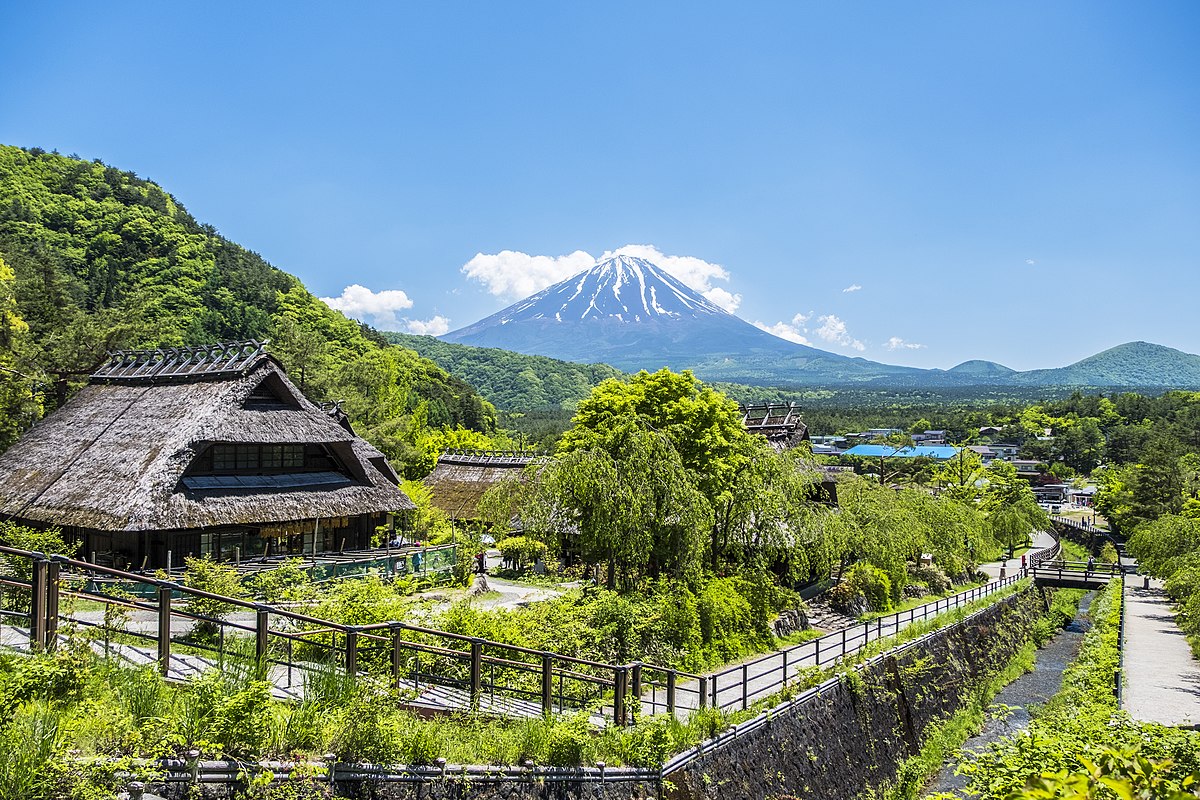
[1122,577,1200,728]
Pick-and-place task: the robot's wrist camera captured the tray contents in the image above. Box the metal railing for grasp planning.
[1028,559,1124,587]
[659,584,1032,776]
[0,544,629,724]
[637,535,1061,716]
[0,534,1062,727]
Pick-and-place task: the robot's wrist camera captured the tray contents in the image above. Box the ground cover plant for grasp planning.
[0,578,1044,800]
[950,580,1200,798]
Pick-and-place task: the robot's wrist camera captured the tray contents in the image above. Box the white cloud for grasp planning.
[754,313,813,345]
[815,315,865,351]
[460,249,596,300]
[459,243,738,305]
[406,315,451,336]
[320,284,413,330]
[842,283,862,293]
[884,336,926,351]
[702,286,742,313]
[1025,258,1036,265]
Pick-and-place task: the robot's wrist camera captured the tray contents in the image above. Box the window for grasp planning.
[205,444,307,474]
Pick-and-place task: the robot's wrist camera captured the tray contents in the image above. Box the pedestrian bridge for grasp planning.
[1029,560,1124,589]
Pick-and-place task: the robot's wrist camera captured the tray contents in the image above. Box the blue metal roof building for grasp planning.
[841,444,961,460]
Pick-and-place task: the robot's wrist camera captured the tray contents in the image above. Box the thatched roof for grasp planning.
[740,403,810,451]
[0,341,413,531]
[422,450,547,521]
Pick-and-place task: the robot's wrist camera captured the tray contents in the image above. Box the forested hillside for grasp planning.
[383,332,624,411]
[0,145,500,474]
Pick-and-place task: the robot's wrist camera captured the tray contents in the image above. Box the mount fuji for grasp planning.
[443,255,922,384]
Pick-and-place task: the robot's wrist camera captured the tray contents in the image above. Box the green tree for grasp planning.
[0,256,39,449]
[514,415,712,590]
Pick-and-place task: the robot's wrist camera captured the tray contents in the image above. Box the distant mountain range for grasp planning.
[444,255,1200,389]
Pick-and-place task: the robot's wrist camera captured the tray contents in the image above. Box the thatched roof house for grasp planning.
[740,403,810,451]
[422,450,546,524]
[0,340,413,569]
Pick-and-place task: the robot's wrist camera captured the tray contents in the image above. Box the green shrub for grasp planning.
[0,647,92,715]
[246,558,314,602]
[843,562,894,613]
[545,714,591,766]
[326,693,407,764]
[177,670,273,758]
[495,536,549,571]
[909,563,952,594]
[180,555,248,637]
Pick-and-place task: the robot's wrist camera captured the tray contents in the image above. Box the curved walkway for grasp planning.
[978,529,1058,580]
[1122,577,1200,728]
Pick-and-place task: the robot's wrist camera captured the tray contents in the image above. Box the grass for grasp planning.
[867,589,1087,800]
[871,642,1040,800]
[860,579,989,622]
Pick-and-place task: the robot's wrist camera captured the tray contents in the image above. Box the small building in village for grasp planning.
[421,450,547,526]
[0,340,414,569]
[739,403,810,450]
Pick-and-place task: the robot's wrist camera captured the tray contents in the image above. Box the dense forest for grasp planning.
[384,332,624,412]
[0,145,503,475]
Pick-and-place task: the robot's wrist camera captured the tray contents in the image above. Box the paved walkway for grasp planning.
[979,529,1058,580]
[1122,577,1200,728]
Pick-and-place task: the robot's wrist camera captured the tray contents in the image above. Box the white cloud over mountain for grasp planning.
[885,336,925,350]
[320,284,413,329]
[460,244,742,312]
[406,315,451,336]
[754,313,813,345]
[321,285,449,335]
[814,315,866,351]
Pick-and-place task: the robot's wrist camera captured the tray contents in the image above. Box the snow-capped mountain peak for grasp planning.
[496,254,727,324]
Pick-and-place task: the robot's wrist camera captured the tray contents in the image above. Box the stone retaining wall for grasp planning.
[665,584,1046,800]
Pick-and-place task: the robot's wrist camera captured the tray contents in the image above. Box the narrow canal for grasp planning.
[921,591,1095,797]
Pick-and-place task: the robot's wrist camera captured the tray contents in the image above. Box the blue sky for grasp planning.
[2,2,1197,371]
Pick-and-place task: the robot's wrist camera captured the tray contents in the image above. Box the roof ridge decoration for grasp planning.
[92,340,272,384]
[438,448,549,466]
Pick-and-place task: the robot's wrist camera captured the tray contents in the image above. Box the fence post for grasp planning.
[742,664,749,709]
[782,648,789,687]
[44,561,60,652]
[631,663,643,721]
[841,627,847,657]
[614,667,628,726]
[392,626,403,689]
[345,628,358,679]
[470,639,483,710]
[256,608,269,670]
[157,586,172,677]
[698,675,709,709]
[30,559,48,651]
[541,653,554,717]
[667,671,677,714]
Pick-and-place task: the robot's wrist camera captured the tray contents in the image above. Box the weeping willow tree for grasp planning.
[481,415,712,591]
